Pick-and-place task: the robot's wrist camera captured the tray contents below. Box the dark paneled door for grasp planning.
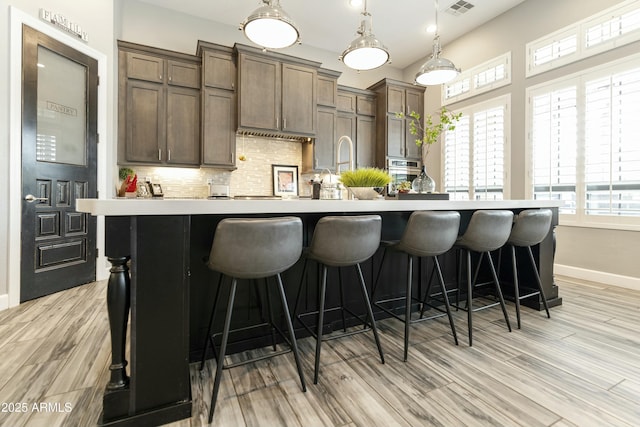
[20,25,98,302]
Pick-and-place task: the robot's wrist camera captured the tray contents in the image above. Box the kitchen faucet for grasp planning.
[335,135,354,174]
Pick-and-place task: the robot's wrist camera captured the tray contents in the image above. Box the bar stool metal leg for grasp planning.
[314,265,328,384]
[355,263,385,365]
[208,278,237,423]
[404,255,413,361]
[200,274,223,371]
[487,251,512,333]
[274,273,307,392]
[527,246,551,319]
[511,245,522,329]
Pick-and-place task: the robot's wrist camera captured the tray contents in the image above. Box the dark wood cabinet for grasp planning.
[335,86,377,168]
[303,68,341,173]
[202,88,236,167]
[236,45,320,137]
[282,63,317,134]
[317,70,338,107]
[198,42,237,169]
[356,115,376,167]
[167,87,200,164]
[125,80,165,163]
[315,107,337,171]
[118,41,201,166]
[202,49,236,91]
[238,53,281,131]
[369,79,425,165]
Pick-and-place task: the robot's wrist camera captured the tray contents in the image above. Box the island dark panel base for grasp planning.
[103,216,191,426]
[98,401,192,427]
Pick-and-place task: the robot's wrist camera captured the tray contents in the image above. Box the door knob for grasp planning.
[24,194,48,203]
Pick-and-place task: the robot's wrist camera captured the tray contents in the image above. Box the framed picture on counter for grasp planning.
[272,164,299,197]
[149,182,164,197]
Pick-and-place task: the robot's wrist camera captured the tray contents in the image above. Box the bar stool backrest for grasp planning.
[308,215,382,267]
[456,210,514,253]
[207,217,302,279]
[396,211,461,257]
[508,209,552,247]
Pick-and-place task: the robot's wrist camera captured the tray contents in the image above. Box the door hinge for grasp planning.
[96,133,99,143]
[96,248,99,258]
[97,75,100,86]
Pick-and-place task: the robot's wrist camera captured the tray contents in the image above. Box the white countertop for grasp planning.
[76,198,562,216]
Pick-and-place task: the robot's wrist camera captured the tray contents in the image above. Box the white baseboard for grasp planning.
[0,294,8,311]
[555,264,640,292]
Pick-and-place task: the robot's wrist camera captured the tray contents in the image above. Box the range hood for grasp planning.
[237,130,312,143]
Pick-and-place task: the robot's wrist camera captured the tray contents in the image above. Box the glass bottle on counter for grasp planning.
[411,165,436,193]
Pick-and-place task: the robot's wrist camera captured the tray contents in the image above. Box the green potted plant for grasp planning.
[396,107,461,193]
[339,167,392,199]
[396,107,462,160]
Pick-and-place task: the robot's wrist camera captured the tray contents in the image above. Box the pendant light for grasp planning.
[340,0,390,71]
[415,0,460,85]
[240,0,300,49]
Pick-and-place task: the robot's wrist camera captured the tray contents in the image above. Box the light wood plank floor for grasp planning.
[0,276,639,426]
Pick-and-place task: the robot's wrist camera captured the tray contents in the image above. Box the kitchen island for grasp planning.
[77,198,561,426]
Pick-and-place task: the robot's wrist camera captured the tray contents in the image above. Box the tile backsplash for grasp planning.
[123,135,313,198]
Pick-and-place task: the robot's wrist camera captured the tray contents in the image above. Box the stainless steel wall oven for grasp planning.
[387,159,421,194]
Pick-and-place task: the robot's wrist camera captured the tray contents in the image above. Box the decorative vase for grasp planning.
[411,165,436,194]
[347,187,383,200]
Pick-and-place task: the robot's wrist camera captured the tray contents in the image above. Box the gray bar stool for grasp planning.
[372,211,460,361]
[294,215,385,384]
[455,210,513,346]
[506,209,552,329]
[200,217,306,422]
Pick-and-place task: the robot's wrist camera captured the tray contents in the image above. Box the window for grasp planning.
[444,115,470,200]
[530,86,578,214]
[526,0,640,77]
[584,69,640,216]
[443,52,511,105]
[443,96,510,200]
[527,54,640,226]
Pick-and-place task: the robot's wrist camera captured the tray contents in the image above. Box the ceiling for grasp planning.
[138,0,526,69]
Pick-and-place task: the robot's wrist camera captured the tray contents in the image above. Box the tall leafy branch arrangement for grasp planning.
[396,107,462,159]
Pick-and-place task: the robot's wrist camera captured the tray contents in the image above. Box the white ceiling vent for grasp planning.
[444,0,475,16]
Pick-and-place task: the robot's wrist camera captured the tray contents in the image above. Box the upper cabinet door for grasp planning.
[238,53,281,131]
[166,87,200,165]
[125,80,165,163]
[203,51,236,90]
[126,52,164,83]
[405,89,424,116]
[317,74,338,107]
[167,60,200,88]
[282,63,317,135]
[387,86,405,114]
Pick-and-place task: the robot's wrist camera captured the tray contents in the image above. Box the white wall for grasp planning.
[404,0,640,285]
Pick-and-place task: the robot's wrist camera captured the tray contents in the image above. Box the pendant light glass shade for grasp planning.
[340,1,390,71]
[415,0,460,85]
[240,0,300,49]
[415,35,460,85]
